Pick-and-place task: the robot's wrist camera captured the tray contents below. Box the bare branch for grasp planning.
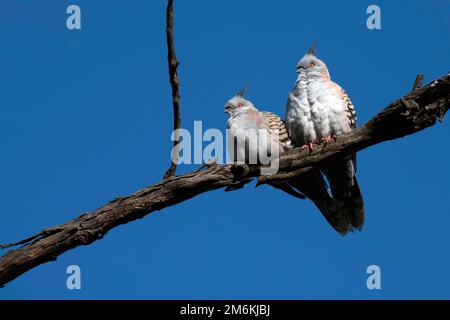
[1,73,448,287]
[412,74,424,91]
[163,0,181,179]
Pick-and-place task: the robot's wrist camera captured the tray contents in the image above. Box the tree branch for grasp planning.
[0,73,448,287]
[412,74,424,91]
[163,0,181,179]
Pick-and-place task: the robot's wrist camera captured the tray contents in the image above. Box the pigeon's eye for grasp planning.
[237,103,243,107]
[309,62,316,67]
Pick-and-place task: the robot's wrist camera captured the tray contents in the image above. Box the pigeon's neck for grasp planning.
[230,105,257,119]
[296,71,329,85]
[295,72,308,83]
[295,73,330,94]
[293,73,311,96]
[228,107,261,130]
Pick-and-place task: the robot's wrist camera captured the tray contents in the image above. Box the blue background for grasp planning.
[0,0,449,299]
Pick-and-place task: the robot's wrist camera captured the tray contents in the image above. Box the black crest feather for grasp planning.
[307,43,317,55]
[236,85,250,97]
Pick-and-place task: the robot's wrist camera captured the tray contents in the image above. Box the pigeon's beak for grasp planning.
[224,105,232,114]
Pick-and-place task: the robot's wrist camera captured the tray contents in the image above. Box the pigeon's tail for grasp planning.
[289,170,352,235]
[267,181,306,200]
[323,156,365,231]
[346,177,365,230]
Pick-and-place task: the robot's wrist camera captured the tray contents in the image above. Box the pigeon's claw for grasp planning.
[301,142,316,152]
[321,135,337,144]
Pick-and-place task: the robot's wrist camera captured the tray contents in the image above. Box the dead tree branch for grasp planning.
[163,0,181,179]
[412,74,424,91]
[0,73,448,287]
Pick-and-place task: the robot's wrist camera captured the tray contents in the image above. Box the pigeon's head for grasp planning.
[224,87,257,115]
[296,44,330,79]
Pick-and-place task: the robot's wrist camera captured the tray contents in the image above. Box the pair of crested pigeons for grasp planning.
[225,45,364,235]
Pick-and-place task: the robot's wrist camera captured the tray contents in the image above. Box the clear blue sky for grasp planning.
[0,0,449,299]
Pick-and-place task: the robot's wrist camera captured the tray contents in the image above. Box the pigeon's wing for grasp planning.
[322,89,364,230]
[259,111,305,199]
[262,111,351,234]
[261,111,292,149]
[342,89,357,129]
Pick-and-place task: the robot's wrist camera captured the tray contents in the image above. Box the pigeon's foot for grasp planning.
[301,142,316,152]
[321,135,337,144]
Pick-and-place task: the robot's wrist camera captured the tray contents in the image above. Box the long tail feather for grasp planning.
[289,170,352,235]
[322,156,365,231]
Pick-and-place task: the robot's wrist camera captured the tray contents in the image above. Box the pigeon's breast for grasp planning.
[298,79,348,140]
[285,79,318,145]
[227,113,275,163]
[316,79,349,136]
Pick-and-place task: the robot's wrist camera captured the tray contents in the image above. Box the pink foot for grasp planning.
[321,135,337,144]
[301,142,316,152]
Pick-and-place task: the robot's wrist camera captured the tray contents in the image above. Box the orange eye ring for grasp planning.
[237,103,242,107]
[309,62,316,67]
